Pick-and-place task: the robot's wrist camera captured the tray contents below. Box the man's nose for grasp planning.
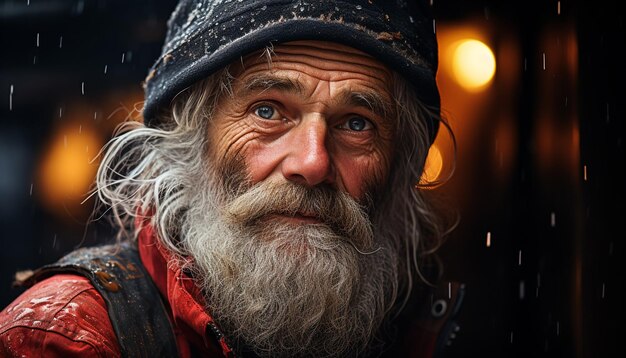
[281,118,335,187]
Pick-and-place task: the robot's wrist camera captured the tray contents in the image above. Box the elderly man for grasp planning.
[0,0,463,357]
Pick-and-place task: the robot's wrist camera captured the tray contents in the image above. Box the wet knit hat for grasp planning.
[143,0,440,142]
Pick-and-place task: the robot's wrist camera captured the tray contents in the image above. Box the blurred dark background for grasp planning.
[0,0,623,357]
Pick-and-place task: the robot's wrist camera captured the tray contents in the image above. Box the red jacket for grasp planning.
[0,223,234,357]
[0,224,462,357]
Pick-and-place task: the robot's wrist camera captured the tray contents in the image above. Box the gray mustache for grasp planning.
[223,181,374,248]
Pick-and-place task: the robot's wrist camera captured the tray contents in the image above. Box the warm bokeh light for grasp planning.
[38,122,102,212]
[420,143,444,185]
[452,39,496,91]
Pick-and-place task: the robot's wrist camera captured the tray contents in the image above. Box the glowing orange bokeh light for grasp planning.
[420,144,444,186]
[451,39,496,91]
[38,123,102,212]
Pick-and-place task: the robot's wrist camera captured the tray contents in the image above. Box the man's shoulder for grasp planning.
[0,274,120,357]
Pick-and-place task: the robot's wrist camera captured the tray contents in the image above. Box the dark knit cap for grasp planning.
[143,0,440,142]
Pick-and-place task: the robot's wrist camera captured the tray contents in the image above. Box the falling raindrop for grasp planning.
[27,0,30,6]
[409,16,414,23]
[601,283,606,298]
[448,282,451,299]
[519,280,525,300]
[59,36,63,48]
[557,1,561,15]
[432,19,436,34]
[518,250,522,266]
[510,331,514,343]
[486,231,491,247]
[36,33,40,47]
[59,107,63,118]
[355,5,362,10]
[104,65,108,74]
[583,165,588,181]
[556,321,560,336]
[52,234,57,248]
[9,84,13,111]
[81,82,85,95]
[33,56,37,64]
[121,53,125,63]
[79,125,82,134]
[542,52,546,70]
[29,183,33,196]
[550,212,556,227]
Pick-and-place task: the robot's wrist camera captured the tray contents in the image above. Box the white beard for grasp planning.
[180,174,399,357]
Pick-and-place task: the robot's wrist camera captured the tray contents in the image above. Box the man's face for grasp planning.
[182,41,400,356]
[209,40,395,208]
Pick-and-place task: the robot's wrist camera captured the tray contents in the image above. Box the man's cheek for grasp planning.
[336,154,391,200]
[210,119,256,163]
[207,129,258,194]
[240,143,289,185]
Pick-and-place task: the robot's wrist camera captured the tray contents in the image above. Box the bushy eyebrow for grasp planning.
[240,74,304,96]
[337,91,394,120]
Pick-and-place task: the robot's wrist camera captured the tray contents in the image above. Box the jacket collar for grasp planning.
[137,222,234,357]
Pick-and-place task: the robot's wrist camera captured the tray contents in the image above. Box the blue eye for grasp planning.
[255,105,276,119]
[347,117,371,131]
